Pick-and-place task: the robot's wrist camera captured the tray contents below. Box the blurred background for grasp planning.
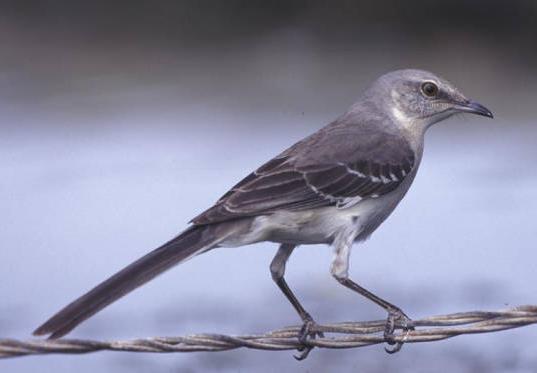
[1,1,536,372]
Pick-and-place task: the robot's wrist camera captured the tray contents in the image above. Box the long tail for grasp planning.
[33,225,221,339]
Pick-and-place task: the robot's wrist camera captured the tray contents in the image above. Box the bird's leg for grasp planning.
[330,234,414,353]
[270,243,323,360]
[334,276,414,353]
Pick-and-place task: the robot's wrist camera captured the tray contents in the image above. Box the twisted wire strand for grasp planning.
[2,305,536,359]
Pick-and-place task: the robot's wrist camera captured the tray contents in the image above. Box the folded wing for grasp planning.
[192,127,415,225]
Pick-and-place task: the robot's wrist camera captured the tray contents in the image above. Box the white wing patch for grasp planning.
[338,163,366,178]
[336,196,363,209]
[339,163,393,184]
[303,174,340,203]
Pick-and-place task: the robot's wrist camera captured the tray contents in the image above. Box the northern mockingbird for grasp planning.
[34,69,493,358]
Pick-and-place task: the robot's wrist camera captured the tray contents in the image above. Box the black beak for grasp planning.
[455,100,494,118]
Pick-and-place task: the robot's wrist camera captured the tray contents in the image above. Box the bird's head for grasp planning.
[368,69,493,129]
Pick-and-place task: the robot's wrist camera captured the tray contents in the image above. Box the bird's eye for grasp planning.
[421,82,438,98]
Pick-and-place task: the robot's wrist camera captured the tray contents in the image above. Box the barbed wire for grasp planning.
[1,305,536,359]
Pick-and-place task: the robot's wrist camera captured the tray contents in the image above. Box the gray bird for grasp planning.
[34,69,493,359]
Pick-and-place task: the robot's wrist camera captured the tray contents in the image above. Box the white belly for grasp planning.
[220,192,401,247]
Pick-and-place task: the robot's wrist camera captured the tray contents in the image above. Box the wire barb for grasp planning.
[2,305,536,359]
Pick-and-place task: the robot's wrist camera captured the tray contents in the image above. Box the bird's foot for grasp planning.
[383,307,414,354]
[294,315,324,361]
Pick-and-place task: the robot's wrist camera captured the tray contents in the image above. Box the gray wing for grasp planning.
[191,125,415,225]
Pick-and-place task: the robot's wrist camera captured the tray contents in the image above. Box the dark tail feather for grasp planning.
[33,225,217,339]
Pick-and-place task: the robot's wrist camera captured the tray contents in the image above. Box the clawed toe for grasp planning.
[383,307,414,354]
[294,317,324,360]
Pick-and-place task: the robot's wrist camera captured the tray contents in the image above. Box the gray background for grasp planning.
[1,1,536,372]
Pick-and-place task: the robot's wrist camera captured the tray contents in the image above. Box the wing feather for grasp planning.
[191,128,416,225]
